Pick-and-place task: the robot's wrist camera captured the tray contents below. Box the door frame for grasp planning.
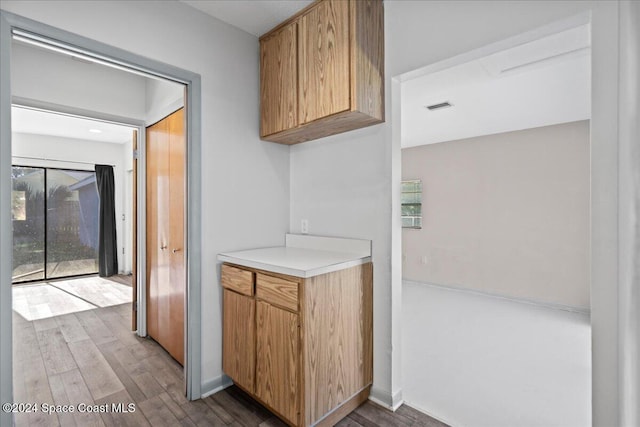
[0,11,203,417]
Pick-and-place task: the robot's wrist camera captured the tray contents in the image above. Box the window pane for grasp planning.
[46,170,99,278]
[401,192,421,204]
[402,204,422,216]
[402,180,422,192]
[12,167,45,283]
[401,179,423,229]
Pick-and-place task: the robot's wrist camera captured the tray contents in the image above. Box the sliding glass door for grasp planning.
[12,166,99,283]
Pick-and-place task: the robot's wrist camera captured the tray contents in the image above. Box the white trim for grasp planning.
[12,96,145,128]
[136,127,147,338]
[402,401,456,427]
[403,280,591,315]
[368,387,403,411]
[0,11,14,427]
[200,375,233,398]
[617,1,640,425]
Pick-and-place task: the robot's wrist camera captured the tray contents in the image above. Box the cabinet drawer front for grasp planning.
[221,264,254,296]
[256,274,298,312]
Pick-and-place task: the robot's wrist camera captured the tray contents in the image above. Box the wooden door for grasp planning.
[298,0,350,124]
[255,301,299,425]
[222,289,256,393]
[260,23,298,137]
[146,108,185,365]
[167,108,185,365]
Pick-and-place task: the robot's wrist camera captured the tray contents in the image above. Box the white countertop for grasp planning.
[217,234,372,278]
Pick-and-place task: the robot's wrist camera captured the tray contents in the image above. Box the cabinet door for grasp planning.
[223,289,255,393]
[260,24,298,136]
[298,0,350,124]
[256,301,299,425]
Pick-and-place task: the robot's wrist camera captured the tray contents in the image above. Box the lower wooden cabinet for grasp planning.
[221,262,373,427]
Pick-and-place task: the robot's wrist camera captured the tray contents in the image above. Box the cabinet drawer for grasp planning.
[256,274,298,312]
[221,264,254,296]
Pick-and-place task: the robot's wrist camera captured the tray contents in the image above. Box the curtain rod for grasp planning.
[12,155,116,167]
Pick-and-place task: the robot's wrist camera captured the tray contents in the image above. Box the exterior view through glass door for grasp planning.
[12,166,100,283]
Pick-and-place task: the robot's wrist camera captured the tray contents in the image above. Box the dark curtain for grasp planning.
[95,164,118,277]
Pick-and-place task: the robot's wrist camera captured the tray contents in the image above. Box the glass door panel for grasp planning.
[12,166,100,283]
[12,167,45,283]
[46,169,99,278]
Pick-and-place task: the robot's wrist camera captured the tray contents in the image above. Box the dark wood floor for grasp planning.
[12,281,448,426]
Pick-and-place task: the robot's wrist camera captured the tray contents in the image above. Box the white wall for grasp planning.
[145,78,184,125]
[11,42,147,121]
[1,0,290,391]
[290,0,622,422]
[289,123,395,404]
[402,121,590,309]
[12,132,128,273]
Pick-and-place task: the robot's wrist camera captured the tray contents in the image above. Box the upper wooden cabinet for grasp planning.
[260,0,384,145]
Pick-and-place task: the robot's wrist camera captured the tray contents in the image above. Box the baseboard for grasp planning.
[200,374,233,398]
[369,386,403,411]
[403,280,591,315]
[403,401,455,427]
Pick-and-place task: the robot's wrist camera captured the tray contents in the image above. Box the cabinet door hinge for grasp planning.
[133,149,139,160]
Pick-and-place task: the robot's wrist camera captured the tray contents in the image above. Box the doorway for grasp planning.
[0,10,203,411]
[396,16,592,427]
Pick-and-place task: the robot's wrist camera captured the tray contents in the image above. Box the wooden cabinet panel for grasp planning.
[256,301,299,425]
[351,0,384,121]
[256,273,298,312]
[223,289,256,393]
[260,24,298,137]
[298,0,350,124]
[221,264,254,296]
[302,263,373,426]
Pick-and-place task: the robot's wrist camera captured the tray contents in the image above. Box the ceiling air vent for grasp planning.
[425,102,453,111]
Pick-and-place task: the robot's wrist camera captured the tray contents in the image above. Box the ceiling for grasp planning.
[401,24,591,148]
[180,0,314,36]
[12,107,136,144]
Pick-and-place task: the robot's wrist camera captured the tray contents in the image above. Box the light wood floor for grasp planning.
[12,277,448,427]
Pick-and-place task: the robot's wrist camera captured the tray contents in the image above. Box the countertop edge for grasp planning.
[217,254,372,278]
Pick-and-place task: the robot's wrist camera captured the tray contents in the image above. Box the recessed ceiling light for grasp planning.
[425,102,453,111]
[89,129,102,133]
